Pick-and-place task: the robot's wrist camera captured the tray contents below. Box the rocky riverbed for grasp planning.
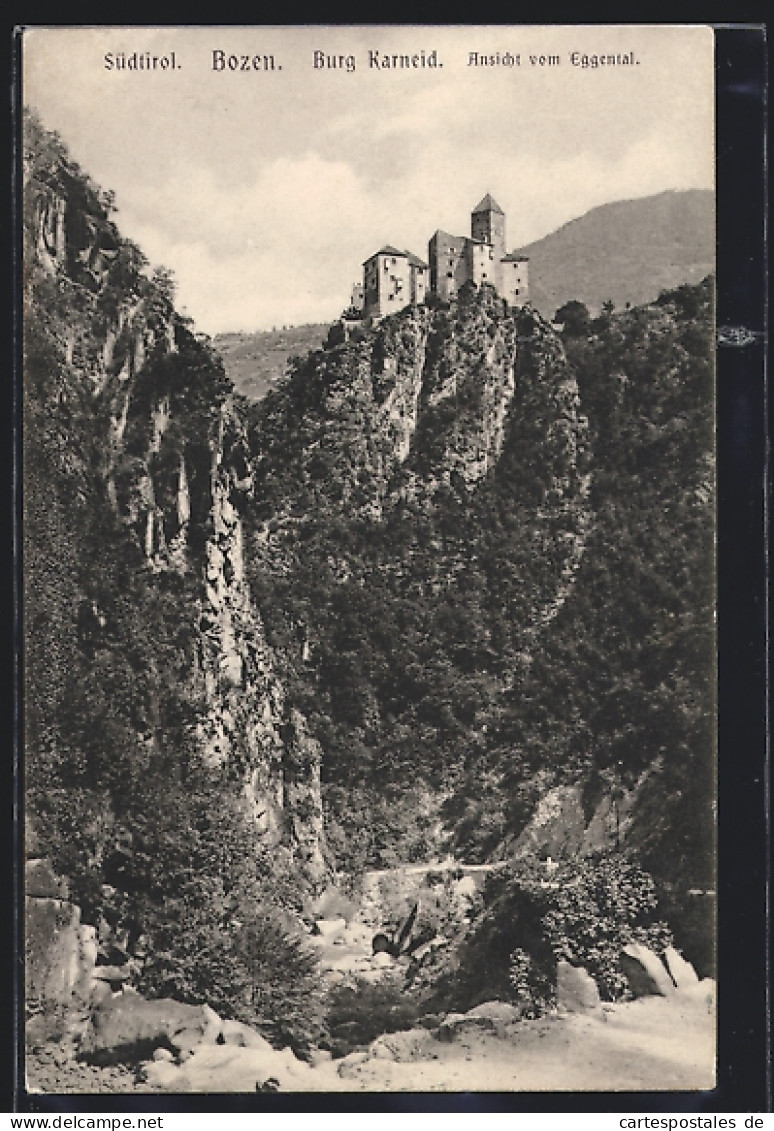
[27,981,715,1095]
[26,893,716,1096]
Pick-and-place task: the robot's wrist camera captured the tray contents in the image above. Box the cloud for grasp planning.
[26,25,714,333]
[125,154,379,331]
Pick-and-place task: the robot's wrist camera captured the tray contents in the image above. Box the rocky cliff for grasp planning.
[240,285,598,870]
[240,272,714,882]
[23,111,325,887]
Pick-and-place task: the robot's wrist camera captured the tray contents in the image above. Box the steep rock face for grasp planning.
[196,408,285,828]
[506,772,651,862]
[411,291,518,489]
[245,286,593,868]
[501,312,592,643]
[23,111,324,882]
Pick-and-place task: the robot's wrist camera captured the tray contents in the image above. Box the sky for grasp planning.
[23,25,715,334]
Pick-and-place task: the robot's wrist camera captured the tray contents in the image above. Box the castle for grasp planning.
[355,194,529,319]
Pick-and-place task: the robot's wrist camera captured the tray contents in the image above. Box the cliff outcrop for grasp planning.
[242,284,595,870]
[23,111,325,891]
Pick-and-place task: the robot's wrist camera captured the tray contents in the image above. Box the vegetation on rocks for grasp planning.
[415,855,672,1018]
[23,111,327,1054]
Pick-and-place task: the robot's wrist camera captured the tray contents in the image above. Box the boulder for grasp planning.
[466,1000,522,1024]
[88,979,113,1008]
[620,943,675,998]
[92,964,133,989]
[436,1000,525,1041]
[453,875,478,902]
[173,1003,223,1056]
[314,917,347,938]
[556,960,603,1014]
[79,992,222,1064]
[26,898,84,1006]
[78,926,99,973]
[336,1050,370,1079]
[435,1011,483,1042]
[307,1047,333,1067]
[679,977,716,1011]
[370,951,394,969]
[26,859,70,900]
[368,1028,435,1062]
[220,1019,274,1051]
[142,1041,310,1092]
[664,946,700,989]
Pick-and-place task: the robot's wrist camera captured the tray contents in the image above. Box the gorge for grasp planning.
[22,109,716,1093]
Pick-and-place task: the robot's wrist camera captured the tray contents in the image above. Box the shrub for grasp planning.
[325,972,422,1056]
[419,854,672,1016]
[507,947,555,1019]
[542,854,672,1000]
[230,915,329,1053]
[121,773,326,1054]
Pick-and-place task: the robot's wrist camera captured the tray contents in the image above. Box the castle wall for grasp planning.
[364,251,412,318]
[501,256,529,307]
[351,282,364,311]
[467,240,497,289]
[429,230,469,301]
[410,263,428,305]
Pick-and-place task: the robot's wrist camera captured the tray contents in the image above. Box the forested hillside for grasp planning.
[23,113,715,1068]
[242,282,715,889]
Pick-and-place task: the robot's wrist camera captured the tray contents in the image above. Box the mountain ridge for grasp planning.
[516,188,714,318]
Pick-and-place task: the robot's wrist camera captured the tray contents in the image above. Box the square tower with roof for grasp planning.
[470,194,507,292]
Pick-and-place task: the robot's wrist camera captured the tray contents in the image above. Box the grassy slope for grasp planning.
[214,324,330,401]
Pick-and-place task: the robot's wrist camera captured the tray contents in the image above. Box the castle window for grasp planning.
[447,271,453,278]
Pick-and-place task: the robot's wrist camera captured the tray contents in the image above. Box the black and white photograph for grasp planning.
[20,24,721,1096]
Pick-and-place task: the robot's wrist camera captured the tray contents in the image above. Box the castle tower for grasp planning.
[471,194,506,291]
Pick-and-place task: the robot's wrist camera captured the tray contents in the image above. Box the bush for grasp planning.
[508,947,555,1019]
[120,773,326,1055]
[325,972,422,1056]
[419,854,672,1016]
[230,915,329,1052]
[542,854,672,1000]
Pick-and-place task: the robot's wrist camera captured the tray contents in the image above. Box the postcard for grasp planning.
[20,24,719,1097]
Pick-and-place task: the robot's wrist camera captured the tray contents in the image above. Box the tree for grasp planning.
[554,299,590,337]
